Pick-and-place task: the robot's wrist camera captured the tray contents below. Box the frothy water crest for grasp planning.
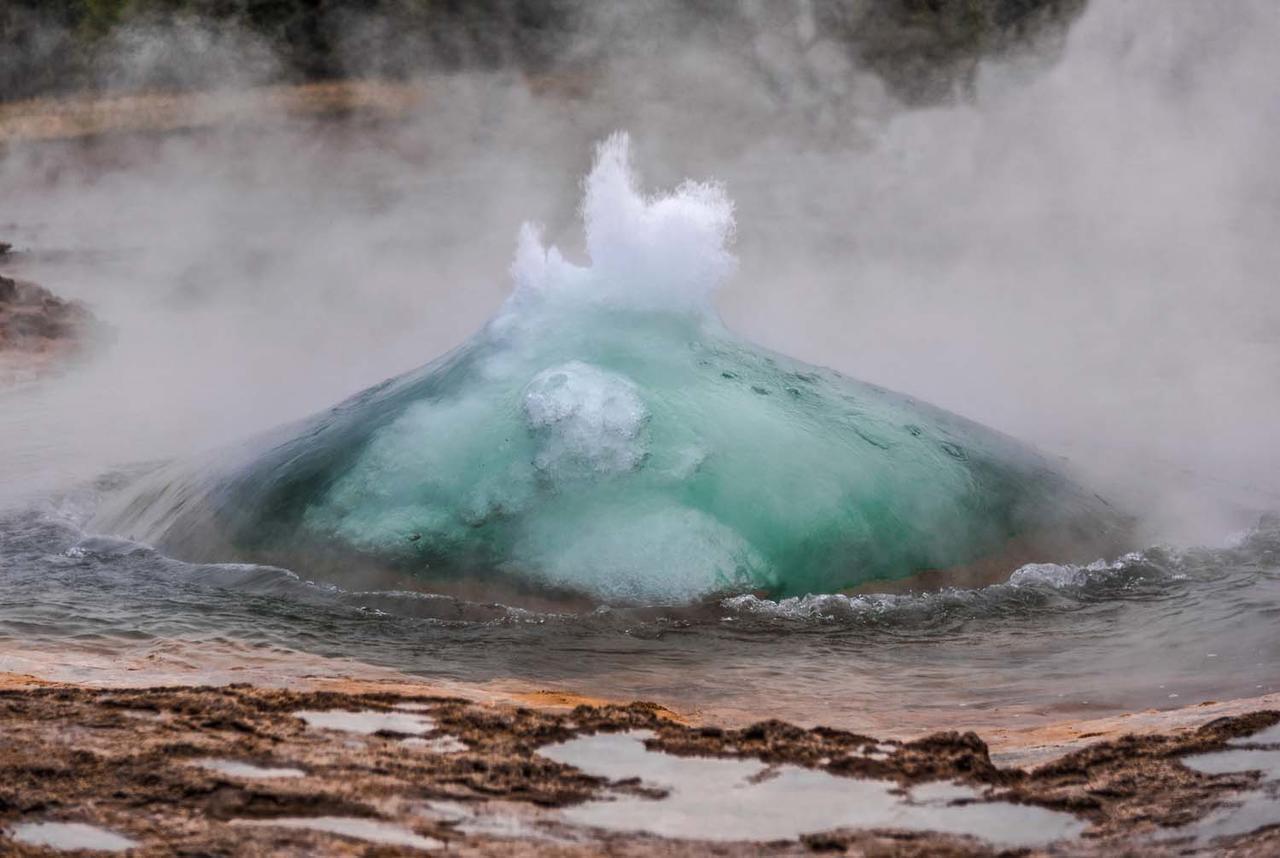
[509,133,736,313]
[2,486,1277,730]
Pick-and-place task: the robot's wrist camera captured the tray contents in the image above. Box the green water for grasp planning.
[94,135,1122,602]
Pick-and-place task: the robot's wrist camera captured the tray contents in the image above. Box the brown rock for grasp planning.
[0,277,90,349]
[0,682,1276,855]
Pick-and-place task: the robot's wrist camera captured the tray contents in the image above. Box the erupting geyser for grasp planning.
[96,135,1125,603]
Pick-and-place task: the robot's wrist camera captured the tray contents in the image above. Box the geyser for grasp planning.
[95,135,1125,603]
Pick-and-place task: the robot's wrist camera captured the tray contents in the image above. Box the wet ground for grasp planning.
[1,674,1278,855]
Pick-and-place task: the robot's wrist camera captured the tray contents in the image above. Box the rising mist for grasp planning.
[1,0,1277,548]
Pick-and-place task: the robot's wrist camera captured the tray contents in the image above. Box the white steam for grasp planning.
[1,0,1277,549]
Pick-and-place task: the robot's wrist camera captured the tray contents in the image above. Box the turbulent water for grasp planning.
[0,139,1275,734]
[2,0,1279,738]
[2,482,1279,729]
[90,136,1123,604]
[0,138,1276,733]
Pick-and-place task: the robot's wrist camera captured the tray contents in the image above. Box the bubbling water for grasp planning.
[92,135,1125,604]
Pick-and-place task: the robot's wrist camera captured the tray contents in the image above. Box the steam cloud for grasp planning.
[1,0,1277,549]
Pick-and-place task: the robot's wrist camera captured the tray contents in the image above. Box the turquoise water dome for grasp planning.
[96,136,1125,604]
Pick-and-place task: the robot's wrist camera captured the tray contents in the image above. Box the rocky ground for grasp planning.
[0,672,1276,856]
[0,247,92,386]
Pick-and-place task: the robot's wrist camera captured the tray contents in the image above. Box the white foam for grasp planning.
[722,591,904,620]
[1006,563,1092,589]
[1007,553,1145,588]
[522,506,770,603]
[508,133,735,314]
[523,361,649,481]
[721,550,1157,620]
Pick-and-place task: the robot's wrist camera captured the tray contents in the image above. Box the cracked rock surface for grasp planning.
[0,682,1277,855]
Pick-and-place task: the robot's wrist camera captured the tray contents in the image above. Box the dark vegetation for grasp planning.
[1,0,1085,105]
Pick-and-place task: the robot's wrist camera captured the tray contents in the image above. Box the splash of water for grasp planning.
[94,135,1124,604]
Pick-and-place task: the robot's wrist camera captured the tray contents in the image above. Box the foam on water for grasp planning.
[507,133,734,314]
[522,361,650,481]
[3,496,1279,733]
[720,549,1165,622]
[1006,553,1146,589]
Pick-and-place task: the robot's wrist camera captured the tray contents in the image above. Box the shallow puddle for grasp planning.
[9,821,137,852]
[538,731,1086,846]
[1187,787,1280,842]
[195,759,306,779]
[417,800,573,842]
[1183,748,1280,779]
[235,816,442,850]
[294,709,435,735]
[1229,722,1280,747]
[1177,738,1280,843]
